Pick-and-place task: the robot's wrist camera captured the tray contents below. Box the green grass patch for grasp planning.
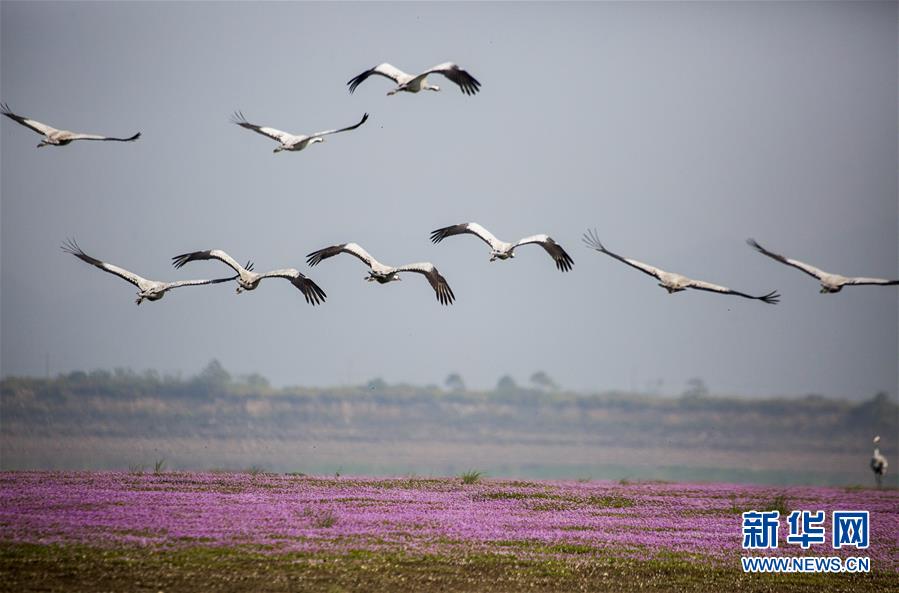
[1,542,897,592]
[728,493,790,516]
[479,491,559,501]
[460,470,483,485]
[585,495,635,508]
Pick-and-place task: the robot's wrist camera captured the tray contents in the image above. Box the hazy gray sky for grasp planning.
[1,1,896,398]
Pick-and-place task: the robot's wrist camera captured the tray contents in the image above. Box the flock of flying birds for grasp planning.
[4,60,899,307]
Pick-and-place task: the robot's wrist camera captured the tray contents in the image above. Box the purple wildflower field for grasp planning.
[1,471,897,572]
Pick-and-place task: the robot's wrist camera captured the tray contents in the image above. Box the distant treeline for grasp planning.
[1,361,895,455]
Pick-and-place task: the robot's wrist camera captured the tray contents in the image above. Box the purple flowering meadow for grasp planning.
[1,472,896,572]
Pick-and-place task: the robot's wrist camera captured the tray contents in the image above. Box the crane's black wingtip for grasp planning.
[60,237,80,255]
[171,253,192,269]
[303,280,327,306]
[438,291,455,306]
[582,228,604,252]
